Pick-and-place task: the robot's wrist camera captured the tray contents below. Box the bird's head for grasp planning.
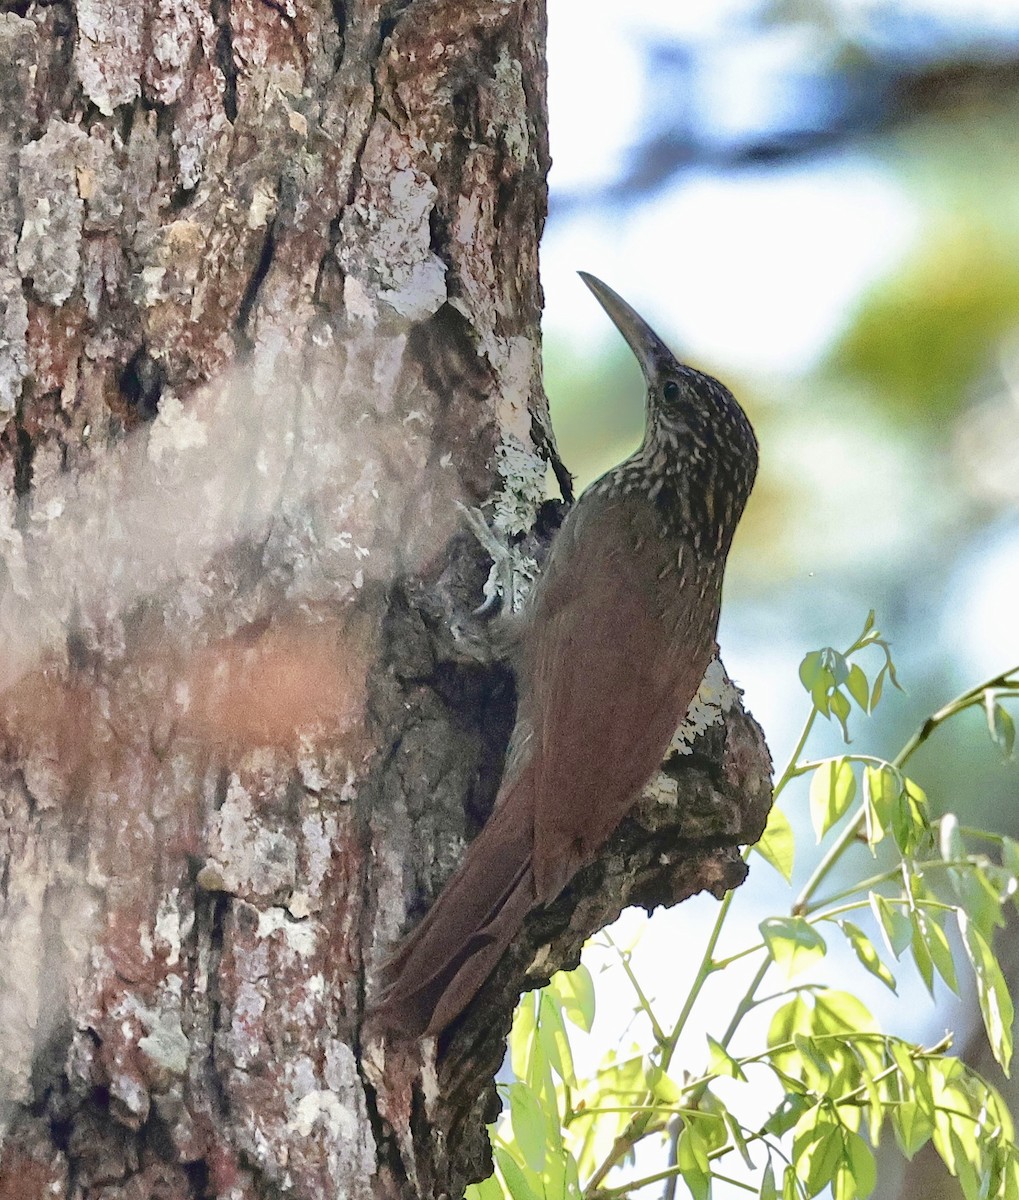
[579,271,758,549]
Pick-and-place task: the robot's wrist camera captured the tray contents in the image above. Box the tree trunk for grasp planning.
[0,3,772,1198]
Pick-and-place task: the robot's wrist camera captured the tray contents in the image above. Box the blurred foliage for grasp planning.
[829,105,1019,422]
[467,621,1019,1200]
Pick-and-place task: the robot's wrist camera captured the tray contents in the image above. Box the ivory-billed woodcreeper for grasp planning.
[377,273,758,1038]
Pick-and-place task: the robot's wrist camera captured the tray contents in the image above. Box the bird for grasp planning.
[376,272,758,1039]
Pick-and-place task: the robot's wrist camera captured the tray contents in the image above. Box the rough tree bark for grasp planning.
[0,3,773,1198]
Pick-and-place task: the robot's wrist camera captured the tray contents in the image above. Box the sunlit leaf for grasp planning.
[766,1093,813,1139]
[830,689,853,742]
[793,1106,843,1196]
[846,664,870,712]
[810,757,857,840]
[923,910,960,995]
[707,1035,746,1081]
[799,650,825,691]
[538,990,576,1088]
[958,912,1014,1075]
[794,1033,834,1092]
[724,1108,755,1170]
[677,1123,711,1200]
[768,994,812,1049]
[910,911,935,996]
[892,1100,934,1160]
[863,764,898,848]
[508,1083,548,1174]
[892,777,931,855]
[754,803,796,882]
[871,664,887,712]
[647,1064,683,1104]
[811,990,879,1036]
[760,916,828,980]
[870,892,912,957]
[837,920,897,992]
[510,994,538,1081]
[549,964,595,1033]
[841,1131,877,1200]
[466,1173,506,1200]
[494,1146,542,1200]
[950,864,1008,941]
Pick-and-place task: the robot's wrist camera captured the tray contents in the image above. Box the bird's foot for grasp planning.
[448,504,529,665]
[456,503,518,616]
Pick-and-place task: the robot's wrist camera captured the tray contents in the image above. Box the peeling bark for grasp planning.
[0,2,772,1198]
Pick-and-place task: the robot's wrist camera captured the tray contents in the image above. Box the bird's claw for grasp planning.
[456,502,518,617]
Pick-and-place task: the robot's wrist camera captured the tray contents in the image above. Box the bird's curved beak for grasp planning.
[578,272,674,383]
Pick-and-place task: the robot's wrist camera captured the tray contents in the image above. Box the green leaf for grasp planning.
[538,990,576,1087]
[950,863,1008,941]
[830,689,853,742]
[509,994,538,1081]
[799,650,825,692]
[794,1033,834,1092]
[923,910,960,995]
[811,990,879,1036]
[760,917,828,980]
[768,995,811,1048]
[800,650,836,716]
[958,912,1014,1074]
[846,664,870,712]
[870,664,887,712]
[810,757,857,840]
[707,1035,747,1081]
[508,1083,548,1174]
[494,1146,542,1200]
[723,1109,755,1170]
[870,892,913,957]
[647,1064,683,1104]
[892,1100,934,1160]
[539,1149,572,1200]
[549,964,595,1033]
[835,1131,877,1200]
[837,920,897,992]
[766,1093,813,1138]
[1001,836,1019,885]
[677,1124,711,1200]
[760,1161,778,1200]
[862,764,899,848]
[466,1174,506,1200]
[782,1165,799,1200]
[910,911,936,996]
[793,1107,843,1196]
[892,777,931,856]
[754,804,796,882]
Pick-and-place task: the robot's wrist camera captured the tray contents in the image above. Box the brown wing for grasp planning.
[522,492,719,903]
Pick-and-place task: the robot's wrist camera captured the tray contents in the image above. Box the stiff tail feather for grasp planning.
[375,789,536,1037]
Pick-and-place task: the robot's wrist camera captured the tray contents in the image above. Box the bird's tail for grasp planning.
[374,787,536,1038]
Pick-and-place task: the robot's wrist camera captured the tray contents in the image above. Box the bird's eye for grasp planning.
[663,380,680,403]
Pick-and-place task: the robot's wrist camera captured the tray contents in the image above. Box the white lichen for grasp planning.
[671,658,739,752]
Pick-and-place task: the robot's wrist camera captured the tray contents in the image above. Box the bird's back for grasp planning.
[516,485,723,902]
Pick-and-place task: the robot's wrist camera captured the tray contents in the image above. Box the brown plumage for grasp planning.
[376,273,758,1038]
